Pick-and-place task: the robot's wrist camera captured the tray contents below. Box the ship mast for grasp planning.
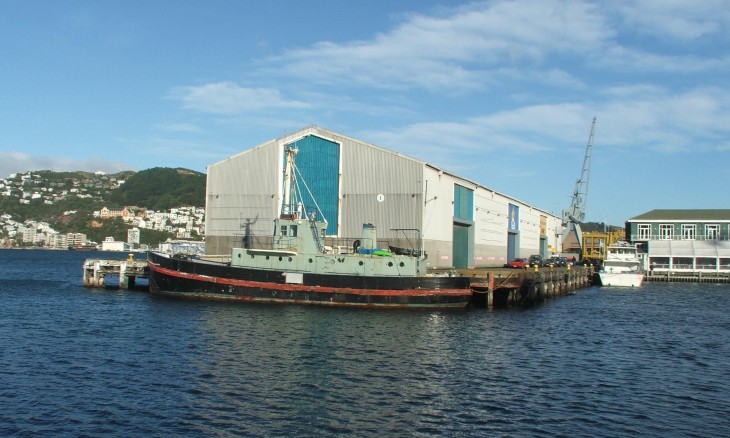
[282,146,298,216]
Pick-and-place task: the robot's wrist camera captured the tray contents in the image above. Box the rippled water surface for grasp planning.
[2,249,730,437]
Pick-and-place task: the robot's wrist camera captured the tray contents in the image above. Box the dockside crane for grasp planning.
[561,117,596,255]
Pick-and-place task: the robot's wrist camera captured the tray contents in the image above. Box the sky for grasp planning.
[1,0,728,226]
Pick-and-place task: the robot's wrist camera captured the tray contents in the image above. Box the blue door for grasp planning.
[508,232,517,261]
[453,223,469,269]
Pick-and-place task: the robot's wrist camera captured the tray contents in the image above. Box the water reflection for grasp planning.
[3,249,729,437]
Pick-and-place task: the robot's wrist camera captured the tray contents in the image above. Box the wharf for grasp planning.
[82,255,149,289]
[81,257,594,307]
[434,265,595,308]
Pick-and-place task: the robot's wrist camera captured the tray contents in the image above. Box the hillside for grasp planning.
[0,168,206,245]
[0,170,131,222]
[108,168,205,210]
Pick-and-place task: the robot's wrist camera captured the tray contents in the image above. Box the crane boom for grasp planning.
[563,117,595,224]
[560,117,596,254]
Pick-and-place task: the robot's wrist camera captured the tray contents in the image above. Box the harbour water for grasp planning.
[1,249,729,437]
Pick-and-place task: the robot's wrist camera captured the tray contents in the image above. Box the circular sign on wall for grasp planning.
[377,194,385,203]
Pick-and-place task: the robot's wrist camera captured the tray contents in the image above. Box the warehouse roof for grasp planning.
[628,209,730,222]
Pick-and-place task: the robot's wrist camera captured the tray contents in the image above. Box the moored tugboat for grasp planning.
[147,146,473,309]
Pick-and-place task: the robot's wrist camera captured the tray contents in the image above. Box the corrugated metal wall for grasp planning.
[204,127,426,255]
[205,143,280,254]
[340,136,424,240]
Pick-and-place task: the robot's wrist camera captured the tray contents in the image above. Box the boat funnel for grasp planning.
[361,223,377,250]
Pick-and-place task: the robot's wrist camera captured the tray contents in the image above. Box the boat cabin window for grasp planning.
[280,225,298,237]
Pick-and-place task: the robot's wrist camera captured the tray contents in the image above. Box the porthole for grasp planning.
[399,262,405,267]
[309,258,313,263]
[237,253,241,258]
[279,256,283,261]
[266,256,270,260]
[359,261,364,266]
[388,262,393,267]
[288,257,293,262]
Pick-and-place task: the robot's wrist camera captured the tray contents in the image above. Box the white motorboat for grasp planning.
[599,241,644,287]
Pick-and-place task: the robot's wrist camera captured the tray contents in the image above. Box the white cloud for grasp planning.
[359,102,590,179]
[160,0,730,183]
[594,87,730,152]
[170,81,310,115]
[615,0,730,40]
[168,0,729,124]
[0,151,134,178]
[599,46,730,74]
[247,0,730,94]
[362,85,730,174]
[267,0,611,92]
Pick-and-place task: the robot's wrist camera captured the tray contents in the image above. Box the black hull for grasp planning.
[147,251,473,309]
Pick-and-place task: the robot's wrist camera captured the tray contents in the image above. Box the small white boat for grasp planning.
[599,241,644,287]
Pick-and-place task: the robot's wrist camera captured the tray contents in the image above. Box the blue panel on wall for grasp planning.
[508,204,519,232]
[453,185,473,221]
[285,135,340,235]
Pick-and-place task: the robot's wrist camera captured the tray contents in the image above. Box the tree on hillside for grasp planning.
[108,167,205,210]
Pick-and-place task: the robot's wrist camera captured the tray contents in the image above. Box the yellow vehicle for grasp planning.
[581,231,624,262]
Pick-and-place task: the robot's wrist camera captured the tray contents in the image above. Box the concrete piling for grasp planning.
[82,257,148,290]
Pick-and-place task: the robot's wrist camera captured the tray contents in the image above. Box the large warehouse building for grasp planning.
[204,126,563,269]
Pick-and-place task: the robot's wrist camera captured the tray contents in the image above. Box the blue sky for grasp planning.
[1,0,728,225]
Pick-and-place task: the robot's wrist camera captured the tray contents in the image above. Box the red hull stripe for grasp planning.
[149,262,472,298]
[151,289,467,308]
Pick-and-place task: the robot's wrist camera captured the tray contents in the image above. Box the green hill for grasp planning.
[107,168,205,210]
[0,168,206,245]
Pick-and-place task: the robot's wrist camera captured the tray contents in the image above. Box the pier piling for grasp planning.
[82,256,148,289]
[457,265,593,308]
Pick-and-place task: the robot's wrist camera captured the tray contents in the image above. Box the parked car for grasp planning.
[528,255,543,267]
[545,256,565,267]
[508,257,529,269]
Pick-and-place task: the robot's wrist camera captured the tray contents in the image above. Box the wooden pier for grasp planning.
[439,265,595,308]
[82,255,149,289]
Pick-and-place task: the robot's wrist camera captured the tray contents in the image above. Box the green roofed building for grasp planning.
[626,209,730,276]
